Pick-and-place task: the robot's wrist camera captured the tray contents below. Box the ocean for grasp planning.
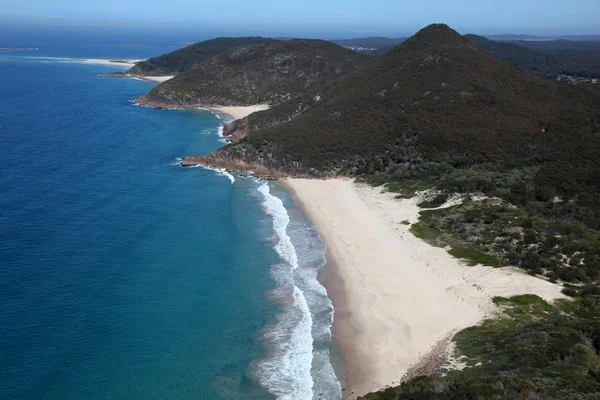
[0,46,340,399]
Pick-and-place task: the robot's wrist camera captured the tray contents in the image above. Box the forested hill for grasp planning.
[136,39,370,107]
[190,24,599,184]
[465,34,600,78]
[127,37,274,75]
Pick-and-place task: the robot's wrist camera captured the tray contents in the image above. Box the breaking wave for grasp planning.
[255,183,341,400]
[256,183,314,399]
[191,164,235,184]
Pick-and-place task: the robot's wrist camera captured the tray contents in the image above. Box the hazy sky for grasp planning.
[3,0,600,36]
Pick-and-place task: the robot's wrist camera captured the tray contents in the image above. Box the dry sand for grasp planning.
[209,105,270,120]
[81,58,143,67]
[131,75,174,83]
[283,178,565,399]
[82,59,175,82]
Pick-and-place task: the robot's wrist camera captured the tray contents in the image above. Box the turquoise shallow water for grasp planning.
[0,50,340,399]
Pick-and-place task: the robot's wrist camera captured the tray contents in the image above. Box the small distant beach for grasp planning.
[284,179,565,399]
[209,105,270,120]
[82,59,173,82]
[81,58,142,67]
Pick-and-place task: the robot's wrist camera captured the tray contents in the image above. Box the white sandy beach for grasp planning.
[210,105,270,120]
[131,75,174,83]
[82,59,174,82]
[81,58,143,67]
[284,179,565,399]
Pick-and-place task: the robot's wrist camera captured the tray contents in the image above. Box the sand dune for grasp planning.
[283,178,565,399]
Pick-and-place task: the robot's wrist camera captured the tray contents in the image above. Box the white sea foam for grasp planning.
[258,184,299,270]
[26,56,72,61]
[216,126,229,143]
[193,164,235,183]
[256,183,314,400]
[218,168,235,183]
[169,157,183,166]
[289,224,341,399]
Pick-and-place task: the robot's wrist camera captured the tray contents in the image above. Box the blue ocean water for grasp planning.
[0,50,340,399]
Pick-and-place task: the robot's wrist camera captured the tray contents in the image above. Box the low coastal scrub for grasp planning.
[406,193,600,282]
[417,193,449,209]
[360,291,600,399]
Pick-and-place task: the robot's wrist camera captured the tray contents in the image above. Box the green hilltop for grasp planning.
[194,24,598,179]
[136,39,370,107]
[128,37,274,76]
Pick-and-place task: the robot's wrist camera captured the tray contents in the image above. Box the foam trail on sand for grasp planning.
[257,182,314,400]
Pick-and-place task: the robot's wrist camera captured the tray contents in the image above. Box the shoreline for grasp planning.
[283,182,350,395]
[209,105,270,120]
[81,58,143,67]
[283,178,565,399]
[97,72,174,83]
[132,75,174,83]
[134,99,270,121]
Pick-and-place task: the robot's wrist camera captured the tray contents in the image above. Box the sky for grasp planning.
[2,0,599,38]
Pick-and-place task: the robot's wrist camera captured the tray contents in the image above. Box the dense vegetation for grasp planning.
[466,34,600,78]
[209,24,599,174]
[128,37,274,75]
[406,195,600,281]
[360,292,600,399]
[138,39,370,107]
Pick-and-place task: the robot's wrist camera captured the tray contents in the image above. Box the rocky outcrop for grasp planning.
[181,150,287,180]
